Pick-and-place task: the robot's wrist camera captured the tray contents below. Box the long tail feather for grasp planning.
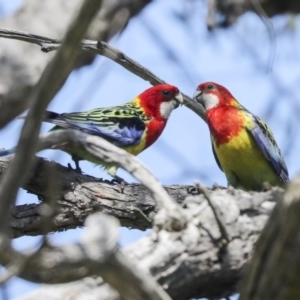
[43,111,60,121]
[18,111,64,129]
[18,111,60,122]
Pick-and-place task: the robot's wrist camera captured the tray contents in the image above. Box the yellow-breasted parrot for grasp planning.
[193,82,289,191]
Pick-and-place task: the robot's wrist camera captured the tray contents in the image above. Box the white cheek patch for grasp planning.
[160,100,176,119]
[203,93,219,110]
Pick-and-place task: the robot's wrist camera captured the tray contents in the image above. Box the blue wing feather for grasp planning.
[248,116,289,183]
[44,110,146,147]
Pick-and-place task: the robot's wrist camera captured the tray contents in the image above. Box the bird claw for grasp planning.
[67,162,82,174]
[110,175,127,193]
[67,155,83,174]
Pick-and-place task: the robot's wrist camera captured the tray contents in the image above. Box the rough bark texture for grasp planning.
[0,154,283,299]
[0,156,278,239]
[2,156,186,237]
[16,160,282,299]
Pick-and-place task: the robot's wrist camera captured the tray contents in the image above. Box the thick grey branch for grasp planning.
[0,151,280,239]
[2,156,185,237]
[20,184,284,300]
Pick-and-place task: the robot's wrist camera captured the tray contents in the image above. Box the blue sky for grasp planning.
[0,0,299,299]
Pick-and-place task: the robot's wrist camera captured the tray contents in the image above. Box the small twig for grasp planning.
[250,0,276,72]
[0,258,25,285]
[206,0,217,30]
[195,182,230,246]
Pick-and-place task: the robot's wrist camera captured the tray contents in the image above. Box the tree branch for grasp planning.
[88,214,172,300]
[0,127,189,294]
[215,0,300,28]
[18,182,284,300]
[0,127,286,299]
[0,127,285,299]
[6,156,183,237]
[37,129,188,231]
[0,28,206,121]
[1,155,279,238]
[195,182,231,247]
[1,212,172,300]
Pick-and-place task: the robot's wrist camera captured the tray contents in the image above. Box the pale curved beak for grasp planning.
[174,92,184,108]
[193,89,202,103]
[192,88,205,112]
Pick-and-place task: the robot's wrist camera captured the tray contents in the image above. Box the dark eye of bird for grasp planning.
[207,84,213,90]
[162,90,171,96]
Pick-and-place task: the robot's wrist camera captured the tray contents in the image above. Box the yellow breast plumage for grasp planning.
[212,129,280,190]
